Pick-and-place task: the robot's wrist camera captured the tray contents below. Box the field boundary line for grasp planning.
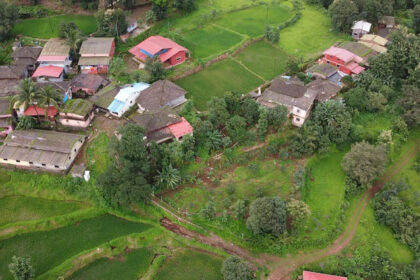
[212,23,249,38]
[231,57,266,82]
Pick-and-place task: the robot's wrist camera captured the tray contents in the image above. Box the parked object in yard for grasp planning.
[0,129,86,174]
[58,98,95,129]
[78,37,115,74]
[129,36,190,68]
[351,20,371,40]
[136,80,187,113]
[108,82,150,117]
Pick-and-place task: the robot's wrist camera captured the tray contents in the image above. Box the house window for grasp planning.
[74,149,76,152]
[176,57,181,61]
[29,162,33,165]
[3,158,7,161]
[326,61,330,64]
[42,163,46,166]
[54,165,59,168]
[296,109,300,113]
[296,118,301,122]
[16,160,20,163]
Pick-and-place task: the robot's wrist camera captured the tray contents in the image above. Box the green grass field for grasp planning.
[215,4,293,37]
[0,196,88,227]
[300,147,347,240]
[234,40,289,80]
[279,5,349,59]
[176,58,263,110]
[69,248,153,280]
[13,15,97,38]
[0,214,151,279]
[154,249,223,280]
[181,25,245,60]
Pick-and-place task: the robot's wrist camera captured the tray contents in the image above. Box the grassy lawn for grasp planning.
[154,249,223,280]
[176,58,263,110]
[13,15,97,38]
[0,214,151,279]
[0,196,88,227]
[170,159,296,214]
[234,40,289,80]
[181,25,245,60]
[279,5,349,59]
[300,147,347,240]
[69,248,153,280]
[352,112,395,141]
[216,4,293,38]
[86,132,111,175]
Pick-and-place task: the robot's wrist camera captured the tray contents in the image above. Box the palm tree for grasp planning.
[37,85,61,120]
[10,79,40,120]
[63,27,84,61]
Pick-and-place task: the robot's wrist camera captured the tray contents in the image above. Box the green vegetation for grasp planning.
[279,5,349,59]
[0,196,89,227]
[234,40,289,80]
[154,249,223,280]
[182,25,245,60]
[13,15,97,38]
[68,248,154,280]
[176,58,263,110]
[0,214,151,279]
[216,4,293,37]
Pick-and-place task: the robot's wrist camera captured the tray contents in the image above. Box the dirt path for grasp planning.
[159,138,420,279]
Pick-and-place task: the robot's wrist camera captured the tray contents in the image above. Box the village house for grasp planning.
[12,46,42,73]
[322,46,365,75]
[303,271,347,280]
[58,98,94,129]
[258,76,341,127]
[37,39,72,73]
[108,82,150,117]
[32,65,64,83]
[258,77,317,127]
[0,98,13,137]
[359,34,388,53]
[38,81,72,103]
[78,37,115,74]
[351,20,372,40]
[136,80,187,113]
[132,107,193,144]
[70,74,109,96]
[306,63,344,86]
[0,65,27,97]
[378,16,396,38]
[0,129,85,173]
[129,36,190,68]
[23,105,58,121]
[89,84,120,110]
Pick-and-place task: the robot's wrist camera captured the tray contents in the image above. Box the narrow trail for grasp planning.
[159,138,420,280]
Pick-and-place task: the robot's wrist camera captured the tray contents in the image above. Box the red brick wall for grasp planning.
[169,51,186,66]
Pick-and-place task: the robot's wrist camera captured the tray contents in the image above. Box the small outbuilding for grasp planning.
[32,65,64,83]
[351,20,372,40]
[23,105,58,121]
[58,98,95,129]
[108,82,150,117]
[12,46,42,72]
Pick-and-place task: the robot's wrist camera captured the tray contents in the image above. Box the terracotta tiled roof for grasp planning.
[32,66,64,78]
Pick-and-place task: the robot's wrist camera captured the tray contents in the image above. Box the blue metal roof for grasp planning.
[108,99,125,115]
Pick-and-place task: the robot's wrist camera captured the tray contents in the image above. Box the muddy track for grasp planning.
[159,139,420,280]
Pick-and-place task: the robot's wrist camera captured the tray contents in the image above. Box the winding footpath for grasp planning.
[157,138,420,280]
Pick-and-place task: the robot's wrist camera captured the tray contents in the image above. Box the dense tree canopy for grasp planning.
[96,124,152,208]
[8,256,34,280]
[329,0,359,32]
[144,57,167,82]
[246,197,287,236]
[175,0,197,13]
[95,9,127,37]
[221,256,254,280]
[398,85,420,127]
[0,1,18,42]
[341,141,388,186]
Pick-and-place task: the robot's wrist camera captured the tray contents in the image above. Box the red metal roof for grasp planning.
[37,55,68,62]
[32,66,64,78]
[323,46,363,64]
[303,271,347,280]
[24,105,58,117]
[346,62,365,74]
[129,35,189,63]
[167,117,193,139]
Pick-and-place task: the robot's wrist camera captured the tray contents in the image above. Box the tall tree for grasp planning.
[246,196,287,236]
[8,256,34,280]
[0,1,18,42]
[398,85,420,127]
[96,124,152,208]
[208,97,229,129]
[59,23,84,60]
[414,4,420,34]
[38,85,61,111]
[144,57,167,82]
[150,0,169,20]
[175,0,197,13]
[329,0,359,32]
[11,79,41,120]
[95,9,127,37]
[341,141,388,186]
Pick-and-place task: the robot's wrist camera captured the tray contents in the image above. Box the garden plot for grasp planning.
[0,214,151,279]
[13,15,97,38]
[176,58,263,110]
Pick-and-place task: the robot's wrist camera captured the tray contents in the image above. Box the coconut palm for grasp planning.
[10,79,40,120]
[37,85,61,119]
[63,27,84,61]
